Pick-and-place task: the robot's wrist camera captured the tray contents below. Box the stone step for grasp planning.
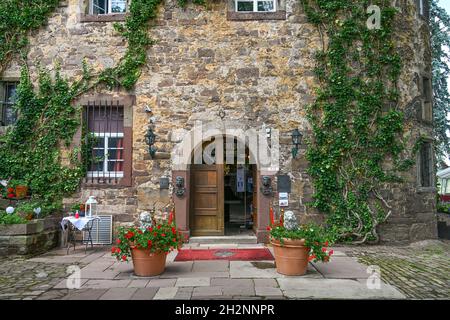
[189,235,257,244]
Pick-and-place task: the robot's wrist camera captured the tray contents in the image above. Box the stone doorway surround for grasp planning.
[171,121,278,243]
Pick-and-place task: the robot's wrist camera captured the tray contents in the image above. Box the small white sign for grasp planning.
[279,192,289,207]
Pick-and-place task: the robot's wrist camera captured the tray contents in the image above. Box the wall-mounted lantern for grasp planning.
[260,175,273,196]
[145,127,157,157]
[291,129,303,158]
[175,176,186,198]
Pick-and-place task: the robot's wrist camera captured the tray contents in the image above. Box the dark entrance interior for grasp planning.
[223,138,256,236]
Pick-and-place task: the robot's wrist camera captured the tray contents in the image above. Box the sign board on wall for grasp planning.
[279,192,289,207]
[277,175,291,193]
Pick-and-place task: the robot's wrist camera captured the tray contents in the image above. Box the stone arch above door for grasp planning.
[171,120,277,243]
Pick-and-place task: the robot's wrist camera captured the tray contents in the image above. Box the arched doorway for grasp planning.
[189,138,257,236]
[171,122,276,243]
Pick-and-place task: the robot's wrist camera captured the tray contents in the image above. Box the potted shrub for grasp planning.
[269,210,334,276]
[10,180,28,199]
[111,212,182,277]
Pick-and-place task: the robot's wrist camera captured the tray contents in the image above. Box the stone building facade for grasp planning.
[0,0,438,243]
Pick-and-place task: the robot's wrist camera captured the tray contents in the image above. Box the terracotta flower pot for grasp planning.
[271,238,310,276]
[130,247,167,277]
[15,186,28,199]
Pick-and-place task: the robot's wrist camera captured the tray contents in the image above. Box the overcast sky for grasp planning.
[440,0,450,14]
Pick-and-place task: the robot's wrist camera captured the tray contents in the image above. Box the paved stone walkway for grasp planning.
[344,240,450,300]
[0,243,408,300]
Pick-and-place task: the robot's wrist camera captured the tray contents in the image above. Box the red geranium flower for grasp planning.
[153,232,157,237]
[147,240,152,247]
[308,254,316,262]
[329,250,334,256]
[116,239,121,244]
[161,233,166,237]
[111,246,116,253]
[171,227,176,234]
[7,188,14,193]
[266,226,271,231]
[7,193,14,199]
[157,225,161,230]
[124,231,135,239]
[322,247,327,253]
[122,255,127,261]
[324,241,329,247]
[148,227,153,232]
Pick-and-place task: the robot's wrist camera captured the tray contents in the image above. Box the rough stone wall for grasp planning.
[376,0,438,243]
[1,0,438,243]
[132,0,322,227]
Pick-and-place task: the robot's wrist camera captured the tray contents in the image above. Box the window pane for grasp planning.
[108,161,124,172]
[237,1,254,12]
[108,137,124,149]
[107,149,124,160]
[111,0,126,13]
[92,0,107,14]
[5,83,17,103]
[90,161,103,172]
[257,1,274,12]
[420,143,431,187]
[94,137,105,148]
[93,148,104,159]
[4,106,17,126]
[1,82,18,126]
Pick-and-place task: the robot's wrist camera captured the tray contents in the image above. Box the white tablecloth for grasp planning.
[61,216,100,231]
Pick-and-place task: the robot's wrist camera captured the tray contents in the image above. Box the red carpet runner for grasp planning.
[174,248,274,261]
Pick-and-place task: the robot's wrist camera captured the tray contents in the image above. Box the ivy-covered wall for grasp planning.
[0,0,437,243]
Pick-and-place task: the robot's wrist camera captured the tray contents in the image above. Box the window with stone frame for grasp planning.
[0,81,18,126]
[80,96,134,187]
[227,0,286,20]
[419,141,433,188]
[235,0,276,12]
[89,0,127,14]
[421,76,433,123]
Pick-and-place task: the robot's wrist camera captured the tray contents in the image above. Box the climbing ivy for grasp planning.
[301,0,413,243]
[0,0,204,213]
[0,0,61,73]
[0,65,90,211]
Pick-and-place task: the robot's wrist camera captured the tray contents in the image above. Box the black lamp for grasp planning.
[291,128,303,158]
[145,127,157,157]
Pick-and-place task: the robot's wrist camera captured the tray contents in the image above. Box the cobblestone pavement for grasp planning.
[3,241,448,300]
[0,243,406,300]
[343,240,450,300]
[0,255,83,300]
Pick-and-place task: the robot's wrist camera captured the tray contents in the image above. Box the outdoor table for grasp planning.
[61,216,101,254]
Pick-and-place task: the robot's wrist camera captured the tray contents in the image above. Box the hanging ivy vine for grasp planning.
[0,0,204,214]
[301,0,416,243]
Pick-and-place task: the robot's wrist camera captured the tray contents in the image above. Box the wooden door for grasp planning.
[190,164,224,236]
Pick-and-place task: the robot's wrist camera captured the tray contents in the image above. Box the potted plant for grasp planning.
[111,212,182,277]
[268,210,334,276]
[9,180,28,199]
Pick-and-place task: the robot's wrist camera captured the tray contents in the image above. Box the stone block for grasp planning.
[131,287,158,300]
[99,288,137,300]
[153,287,178,300]
[175,277,210,287]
